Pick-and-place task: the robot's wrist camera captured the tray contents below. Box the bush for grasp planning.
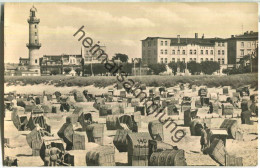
[148,63,166,75]
[200,61,220,75]
[63,67,71,74]
[84,64,107,75]
[168,62,186,75]
[51,69,59,75]
[75,68,82,76]
[4,73,258,89]
[187,61,201,75]
[168,62,177,75]
[222,68,230,75]
[112,53,129,63]
[121,63,133,74]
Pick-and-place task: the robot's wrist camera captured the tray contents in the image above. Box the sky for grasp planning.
[4,2,258,63]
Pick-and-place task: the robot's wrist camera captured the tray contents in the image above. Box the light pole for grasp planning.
[117,58,120,75]
[90,60,93,76]
[133,58,139,76]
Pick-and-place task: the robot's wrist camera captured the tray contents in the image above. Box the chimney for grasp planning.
[202,34,204,39]
[177,35,180,43]
[195,33,198,39]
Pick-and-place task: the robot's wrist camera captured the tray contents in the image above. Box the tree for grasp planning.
[64,67,71,74]
[121,63,133,75]
[252,48,258,72]
[177,62,186,73]
[168,61,186,75]
[168,62,177,75]
[92,63,107,75]
[148,63,166,75]
[187,61,201,75]
[112,53,129,63]
[75,68,82,76]
[83,64,91,75]
[240,47,258,73]
[200,61,220,75]
[51,69,59,75]
[222,68,230,75]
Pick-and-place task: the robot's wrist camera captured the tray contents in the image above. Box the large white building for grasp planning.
[141,33,228,69]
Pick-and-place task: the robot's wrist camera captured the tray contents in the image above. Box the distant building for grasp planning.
[141,33,229,73]
[19,58,29,66]
[142,33,228,64]
[4,63,19,76]
[17,58,29,71]
[5,62,40,76]
[227,31,258,67]
[81,44,107,64]
[40,54,83,75]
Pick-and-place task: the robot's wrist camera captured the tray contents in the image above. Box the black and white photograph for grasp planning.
[3,2,259,166]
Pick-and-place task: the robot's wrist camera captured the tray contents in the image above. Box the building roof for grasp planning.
[228,31,258,40]
[43,54,82,58]
[20,71,39,74]
[19,57,29,61]
[141,32,258,44]
[5,63,19,70]
[62,55,82,59]
[141,37,227,46]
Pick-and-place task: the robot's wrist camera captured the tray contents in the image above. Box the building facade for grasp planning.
[227,31,258,67]
[40,55,83,75]
[4,63,19,76]
[81,45,107,64]
[142,33,228,67]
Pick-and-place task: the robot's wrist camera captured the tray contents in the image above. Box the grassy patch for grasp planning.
[5,73,258,89]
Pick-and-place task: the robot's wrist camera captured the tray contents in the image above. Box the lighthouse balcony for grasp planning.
[27,18,40,23]
[26,43,41,48]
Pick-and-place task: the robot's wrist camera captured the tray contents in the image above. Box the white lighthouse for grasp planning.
[27,5,41,74]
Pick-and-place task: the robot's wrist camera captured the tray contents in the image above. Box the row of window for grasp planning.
[144,40,258,49]
[159,49,225,55]
[217,42,225,47]
[218,58,225,65]
[217,50,225,55]
[85,50,103,56]
[69,59,77,64]
[160,57,216,63]
[241,41,255,48]
[161,41,168,46]
[144,40,226,47]
[240,49,253,56]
